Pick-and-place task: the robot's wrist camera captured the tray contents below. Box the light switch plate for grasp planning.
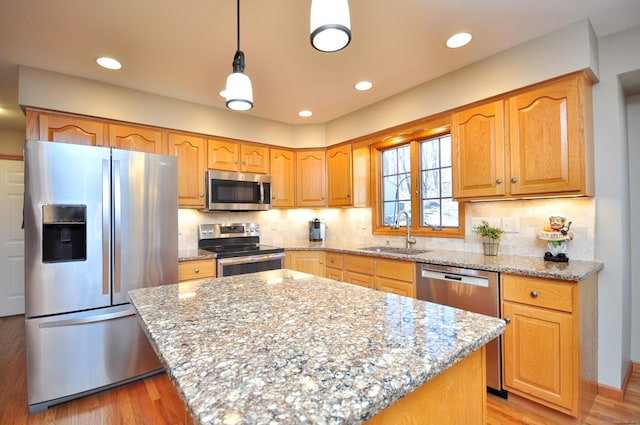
[502,217,520,233]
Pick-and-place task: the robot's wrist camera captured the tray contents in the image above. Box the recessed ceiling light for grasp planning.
[355,81,373,91]
[446,32,473,49]
[298,110,313,118]
[96,57,122,70]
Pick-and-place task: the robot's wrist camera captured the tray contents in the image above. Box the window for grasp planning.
[372,118,465,238]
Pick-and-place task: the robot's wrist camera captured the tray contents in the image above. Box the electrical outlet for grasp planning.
[502,217,520,233]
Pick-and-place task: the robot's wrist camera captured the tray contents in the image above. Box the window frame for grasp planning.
[371,116,466,239]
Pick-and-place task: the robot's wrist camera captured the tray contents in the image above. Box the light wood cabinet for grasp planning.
[108,124,166,154]
[207,139,269,174]
[27,110,108,146]
[508,73,592,196]
[270,148,296,208]
[286,251,325,277]
[296,150,327,207]
[452,72,594,201]
[178,259,216,282]
[375,258,416,298]
[501,273,598,419]
[325,252,344,281]
[168,133,207,208]
[452,100,506,199]
[327,144,352,207]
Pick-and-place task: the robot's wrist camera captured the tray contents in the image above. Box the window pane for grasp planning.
[442,198,459,227]
[382,149,397,175]
[383,175,398,200]
[397,145,411,174]
[441,167,452,197]
[440,135,452,168]
[423,169,440,198]
[383,202,397,226]
[422,138,439,169]
[422,200,441,227]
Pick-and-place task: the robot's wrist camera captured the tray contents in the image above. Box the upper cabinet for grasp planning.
[270,148,296,208]
[327,144,352,207]
[168,133,207,208]
[27,109,107,146]
[452,72,594,201]
[207,139,269,174]
[108,124,166,154]
[296,149,327,207]
[508,74,593,196]
[452,100,506,199]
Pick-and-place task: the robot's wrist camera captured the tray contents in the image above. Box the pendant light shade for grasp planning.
[225,51,253,111]
[225,0,253,111]
[310,0,351,52]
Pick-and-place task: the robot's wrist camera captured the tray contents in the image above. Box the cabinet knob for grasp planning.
[194,268,200,273]
[330,259,335,263]
[496,179,503,184]
[319,261,324,264]
[200,193,204,198]
[347,194,351,198]
[530,290,538,298]
[234,160,239,164]
[511,177,519,183]
[504,317,511,324]
[272,196,276,200]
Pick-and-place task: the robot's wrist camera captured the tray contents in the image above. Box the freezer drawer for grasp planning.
[26,304,162,413]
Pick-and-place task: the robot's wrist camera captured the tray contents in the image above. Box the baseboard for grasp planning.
[597,361,636,402]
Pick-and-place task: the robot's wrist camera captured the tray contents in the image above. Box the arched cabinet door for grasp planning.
[168,133,206,208]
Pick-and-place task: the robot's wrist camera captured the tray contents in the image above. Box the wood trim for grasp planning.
[0,154,23,161]
[598,361,636,402]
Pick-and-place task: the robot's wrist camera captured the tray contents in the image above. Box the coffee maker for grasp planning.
[308,218,326,242]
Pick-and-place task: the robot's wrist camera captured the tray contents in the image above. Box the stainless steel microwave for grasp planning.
[203,170,271,211]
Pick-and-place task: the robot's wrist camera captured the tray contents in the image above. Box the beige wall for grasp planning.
[0,129,26,156]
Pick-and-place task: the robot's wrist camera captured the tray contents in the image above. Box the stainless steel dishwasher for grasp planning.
[417,263,505,396]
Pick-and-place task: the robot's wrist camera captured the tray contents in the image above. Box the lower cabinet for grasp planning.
[501,273,598,419]
[288,251,416,297]
[286,251,325,277]
[178,259,216,282]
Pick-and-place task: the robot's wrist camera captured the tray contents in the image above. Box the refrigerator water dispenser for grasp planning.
[42,204,87,262]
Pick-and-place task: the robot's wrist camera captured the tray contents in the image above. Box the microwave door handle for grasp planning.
[259,182,264,203]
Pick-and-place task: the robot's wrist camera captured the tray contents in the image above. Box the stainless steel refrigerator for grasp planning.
[23,140,178,414]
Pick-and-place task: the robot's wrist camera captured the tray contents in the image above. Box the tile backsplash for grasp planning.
[179,197,595,261]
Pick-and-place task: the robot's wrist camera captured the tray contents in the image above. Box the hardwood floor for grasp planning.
[2,314,639,424]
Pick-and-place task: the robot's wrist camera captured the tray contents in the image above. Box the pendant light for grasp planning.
[310,0,351,52]
[225,0,253,111]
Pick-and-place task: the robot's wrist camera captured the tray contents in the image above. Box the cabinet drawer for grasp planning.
[178,259,216,281]
[376,259,414,282]
[344,271,374,289]
[502,274,573,313]
[325,267,343,282]
[326,253,344,269]
[376,276,415,298]
[344,255,374,274]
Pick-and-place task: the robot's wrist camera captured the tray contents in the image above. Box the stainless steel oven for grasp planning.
[198,223,284,277]
[417,263,505,397]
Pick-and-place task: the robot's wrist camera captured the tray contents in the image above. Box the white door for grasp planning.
[0,159,25,316]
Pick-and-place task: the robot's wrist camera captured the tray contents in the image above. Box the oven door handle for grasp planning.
[217,252,285,268]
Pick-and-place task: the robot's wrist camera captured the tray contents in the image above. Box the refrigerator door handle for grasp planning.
[102,159,110,295]
[37,305,135,328]
[113,159,122,294]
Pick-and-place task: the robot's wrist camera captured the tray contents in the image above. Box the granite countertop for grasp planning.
[129,269,505,425]
[178,243,603,282]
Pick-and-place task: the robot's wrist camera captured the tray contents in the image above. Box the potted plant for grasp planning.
[474,220,505,256]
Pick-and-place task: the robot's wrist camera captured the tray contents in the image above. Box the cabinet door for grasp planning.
[325,267,343,282]
[38,113,107,146]
[109,124,166,154]
[327,144,352,207]
[296,150,327,207]
[452,100,506,199]
[168,133,207,208]
[207,139,240,171]
[508,77,583,195]
[270,148,296,208]
[287,251,325,277]
[178,259,216,282]
[240,144,269,174]
[502,301,574,411]
[344,271,374,289]
[375,277,414,297]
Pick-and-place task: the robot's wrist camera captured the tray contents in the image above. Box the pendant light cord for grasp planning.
[236,0,241,51]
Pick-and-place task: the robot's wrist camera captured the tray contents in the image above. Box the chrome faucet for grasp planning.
[393,211,417,249]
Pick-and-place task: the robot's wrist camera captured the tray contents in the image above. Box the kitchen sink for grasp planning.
[359,246,431,255]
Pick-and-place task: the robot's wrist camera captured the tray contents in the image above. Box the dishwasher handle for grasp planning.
[420,269,490,288]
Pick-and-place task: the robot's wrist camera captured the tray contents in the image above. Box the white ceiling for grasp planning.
[1,0,640,131]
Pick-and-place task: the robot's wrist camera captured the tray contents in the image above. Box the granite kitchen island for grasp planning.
[128,269,505,425]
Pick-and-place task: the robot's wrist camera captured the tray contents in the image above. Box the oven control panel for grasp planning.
[199,222,260,240]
